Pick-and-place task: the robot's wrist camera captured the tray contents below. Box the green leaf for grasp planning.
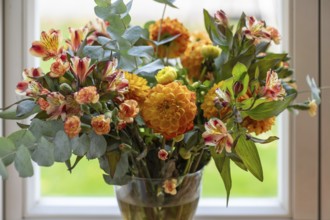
[0,137,16,166]
[128,46,154,59]
[54,131,72,162]
[16,100,37,117]
[103,173,131,185]
[94,0,111,7]
[249,53,287,79]
[247,135,279,144]
[72,134,90,156]
[97,37,119,50]
[203,9,224,47]
[31,137,55,166]
[232,62,248,81]
[135,59,164,74]
[14,145,34,177]
[153,0,177,8]
[211,148,231,206]
[0,160,8,179]
[118,53,142,72]
[8,130,36,150]
[123,26,145,45]
[29,119,64,140]
[87,131,107,159]
[83,46,104,60]
[184,129,201,150]
[235,12,246,33]
[245,93,297,120]
[0,105,40,120]
[107,150,121,178]
[235,135,263,181]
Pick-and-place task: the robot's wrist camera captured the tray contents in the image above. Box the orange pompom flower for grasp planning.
[50,59,70,78]
[142,82,196,139]
[64,116,81,138]
[241,116,276,135]
[149,17,189,58]
[125,72,150,105]
[91,115,111,135]
[74,86,100,104]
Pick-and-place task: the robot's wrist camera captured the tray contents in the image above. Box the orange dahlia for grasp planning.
[149,17,189,58]
[125,72,150,105]
[241,116,276,135]
[141,82,197,139]
[201,81,231,119]
[181,32,212,80]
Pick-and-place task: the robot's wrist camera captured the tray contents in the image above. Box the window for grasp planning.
[2,0,321,219]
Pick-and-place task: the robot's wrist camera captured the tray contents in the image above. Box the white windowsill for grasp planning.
[25,197,290,220]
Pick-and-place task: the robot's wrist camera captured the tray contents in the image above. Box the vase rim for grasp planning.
[130,168,204,181]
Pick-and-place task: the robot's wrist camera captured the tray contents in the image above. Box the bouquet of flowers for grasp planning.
[0,0,320,210]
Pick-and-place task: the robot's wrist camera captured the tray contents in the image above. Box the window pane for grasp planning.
[39,0,281,199]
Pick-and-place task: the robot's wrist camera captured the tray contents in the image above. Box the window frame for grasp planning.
[2,0,320,219]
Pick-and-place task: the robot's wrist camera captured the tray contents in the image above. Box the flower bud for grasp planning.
[59,83,73,95]
[179,147,191,160]
[201,45,221,59]
[155,67,177,84]
[215,10,229,27]
[173,134,184,142]
[233,81,243,96]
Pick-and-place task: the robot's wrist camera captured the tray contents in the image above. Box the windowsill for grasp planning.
[24,197,290,220]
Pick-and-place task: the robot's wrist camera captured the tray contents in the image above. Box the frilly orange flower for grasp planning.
[64,116,81,138]
[241,116,275,135]
[142,82,196,139]
[74,86,99,104]
[91,115,111,135]
[118,99,139,123]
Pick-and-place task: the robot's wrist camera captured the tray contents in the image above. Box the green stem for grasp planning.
[191,148,204,173]
[183,154,195,175]
[155,4,167,57]
[199,66,207,81]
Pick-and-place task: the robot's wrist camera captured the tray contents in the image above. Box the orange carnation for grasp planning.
[141,82,196,139]
[74,86,99,105]
[91,115,111,135]
[64,116,81,138]
[118,100,139,123]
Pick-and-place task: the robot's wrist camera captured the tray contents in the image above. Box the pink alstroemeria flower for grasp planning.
[106,70,129,94]
[214,10,229,27]
[202,118,233,154]
[29,29,62,61]
[70,57,95,83]
[262,70,286,101]
[242,16,271,45]
[66,27,88,52]
[16,68,48,97]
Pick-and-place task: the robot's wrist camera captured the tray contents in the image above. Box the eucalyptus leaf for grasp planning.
[103,174,131,185]
[87,131,107,159]
[107,150,121,178]
[31,137,55,167]
[0,160,8,179]
[14,145,34,177]
[8,130,36,150]
[72,134,90,156]
[54,131,72,162]
[97,37,119,50]
[123,26,144,45]
[135,59,164,74]
[235,135,263,181]
[16,100,37,117]
[83,46,104,60]
[29,119,64,140]
[128,46,154,59]
[153,0,177,8]
[94,0,111,7]
[307,75,321,104]
[0,105,40,120]
[0,137,16,166]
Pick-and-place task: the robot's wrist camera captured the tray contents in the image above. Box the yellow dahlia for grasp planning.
[125,72,150,104]
[241,116,276,135]
[181,32,212,80]
[149,17,190,58]
[141,82,197,139]
[201,81,231,119]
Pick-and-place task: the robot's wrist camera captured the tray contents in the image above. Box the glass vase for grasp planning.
[115,170,203,220]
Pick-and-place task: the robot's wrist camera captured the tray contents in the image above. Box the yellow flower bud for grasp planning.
[173,134,184,142]
[308,100,317,117]
[179,147,191,160]
[201,45,221,59]
[155,67,177,85]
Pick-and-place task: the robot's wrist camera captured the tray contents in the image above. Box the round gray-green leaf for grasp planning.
[14,145,34,177]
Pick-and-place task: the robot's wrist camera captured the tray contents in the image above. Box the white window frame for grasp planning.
[2,0,321,219]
